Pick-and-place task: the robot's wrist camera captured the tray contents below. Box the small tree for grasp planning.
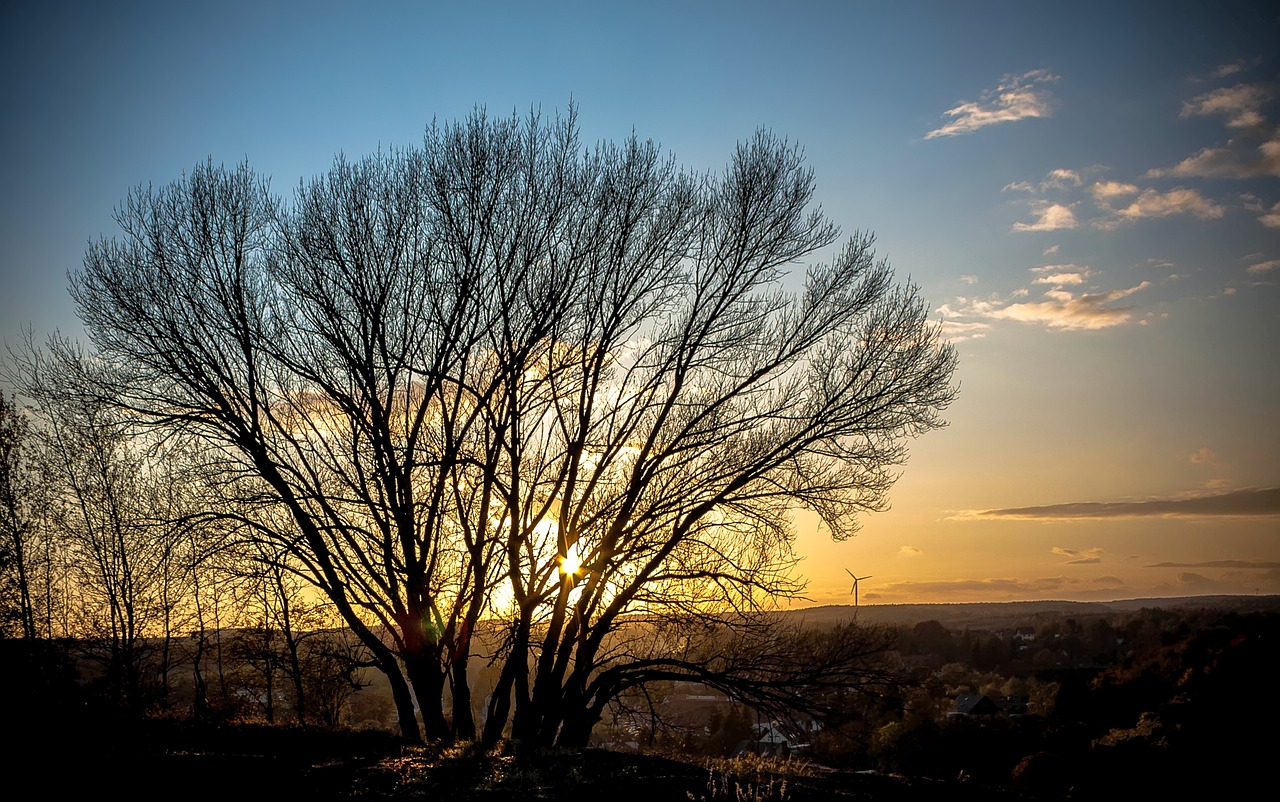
[0,390,42,639]
[70,105,958,744]
[10,343,183,710]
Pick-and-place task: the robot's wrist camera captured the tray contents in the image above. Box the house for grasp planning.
[732,719,819,757]
[947,694,999,719]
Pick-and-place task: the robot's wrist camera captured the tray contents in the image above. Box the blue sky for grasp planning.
[2,0,1277,604]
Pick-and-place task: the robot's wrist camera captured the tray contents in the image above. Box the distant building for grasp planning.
[947,694,999,719]
[733,719,819,757]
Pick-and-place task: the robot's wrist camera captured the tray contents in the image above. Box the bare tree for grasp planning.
[0,390,44,639]
[10,341,184,710]
[70,105,957,744]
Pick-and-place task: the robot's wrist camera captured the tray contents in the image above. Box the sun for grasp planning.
[558,542,583,578]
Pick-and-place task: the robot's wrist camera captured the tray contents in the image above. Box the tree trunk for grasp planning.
[556,703,601,749]
[405,653,450,740]
[450,654,476,741]
[482,617,531,747]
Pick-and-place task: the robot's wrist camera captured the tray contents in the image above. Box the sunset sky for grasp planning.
[2,1,1276,606]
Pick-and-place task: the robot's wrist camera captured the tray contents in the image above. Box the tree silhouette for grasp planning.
[69,105,958,745]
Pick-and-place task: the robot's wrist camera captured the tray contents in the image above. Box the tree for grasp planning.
[70,105,958,744]
[0,390,43,639]
[10,342,188,710]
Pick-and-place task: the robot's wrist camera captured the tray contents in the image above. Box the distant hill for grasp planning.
[782,595,1280,631]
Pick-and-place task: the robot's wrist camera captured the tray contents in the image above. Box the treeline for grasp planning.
[645,604,1279,796]
[0,386,376,727]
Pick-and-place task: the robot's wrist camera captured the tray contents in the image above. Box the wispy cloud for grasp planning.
[1213,61,1247,79]
[1012,201,1078,232]
[877,576,1076,596]
[898,546,923,558]
[1146,560,1280,569]
[1181,83,1270,129]
[1150,566,1280,596]
[1248,259,1280,275]
[1091,180,1139,203]
[1146,82,1280,179]
[1167,572,1228,592]
[968,487,1280,520]
[986,283,1148,330]
[1146,135,1280,179]
[926,69,1058,139]
[1031,263,1091,285]
[937,319,990,343]
[1189,447,1219,465]
[939,281,1150,332]
[1052,546,1103,564]
[843,561,1279,604]
[1260,202,1280,228]
[1004,168,1082,193]
[1094,186,1225,226]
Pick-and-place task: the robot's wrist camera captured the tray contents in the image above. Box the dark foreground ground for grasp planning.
[13,717,1253,802]
[8,719,1042,802]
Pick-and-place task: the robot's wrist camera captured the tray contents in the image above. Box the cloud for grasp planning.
[1189,447,1218,464]
[1091,180,1139,203]
[1174,572,1219,591]
[853,565,1277,603]
[1096,187,1225,225]
[1031,263,1092,285]
[1146,560,1280,569]
[1004,168,1081,193]
[898,546,923,557]
[1180,83,1270,129]
[926,69,1059,139]
[1045,168,1081,187]
[1248,259,1280,275]
[1260,202,1280,228]
[1146,134,1280,179]
[1149,568,1280,596]
[969,487,1280,520]
[878,576,1075,596]
[1043,244,1060,256]
[937,319,990,342]
[940,280,1150,332]
[985,282,1150,330]
[1033,273,1086,285]
[1145,82,1280,179]
[958,274,979,285]
[1213,62,1246,79]
[1012,202,1078,232]
[1052,546,1103,564]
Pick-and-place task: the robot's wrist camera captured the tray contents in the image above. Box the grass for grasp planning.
[12,717,1034,801]
[690,753,811,801]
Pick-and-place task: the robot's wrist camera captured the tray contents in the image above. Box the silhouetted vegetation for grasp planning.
[4,598,1273,798]
[4,104,958,750]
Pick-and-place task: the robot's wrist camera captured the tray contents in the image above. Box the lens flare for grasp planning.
[559,542,583,578]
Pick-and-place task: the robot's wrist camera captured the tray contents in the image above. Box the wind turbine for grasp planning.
[846,569,872,608]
